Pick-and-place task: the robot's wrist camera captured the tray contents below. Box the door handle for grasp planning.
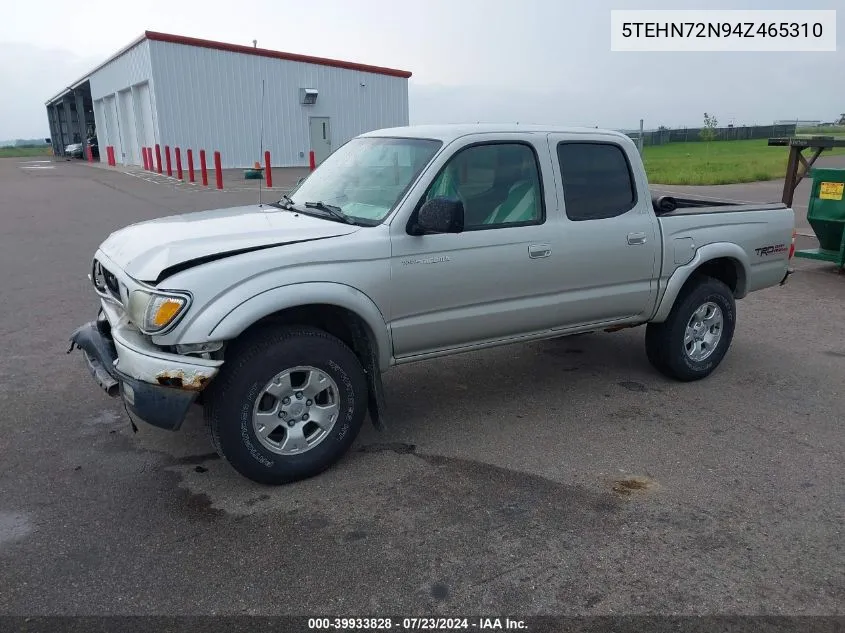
[528,243,551,259]
[627,232,647,245]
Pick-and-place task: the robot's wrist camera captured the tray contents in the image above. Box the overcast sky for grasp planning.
[1,0,842,139]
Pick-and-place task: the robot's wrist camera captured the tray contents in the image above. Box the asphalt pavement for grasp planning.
[0,157,843,616]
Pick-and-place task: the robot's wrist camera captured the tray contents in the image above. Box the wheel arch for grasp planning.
[208,283,393,371]
[652,244,749,323]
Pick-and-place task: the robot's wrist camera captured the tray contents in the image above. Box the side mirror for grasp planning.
[414,197,464,235]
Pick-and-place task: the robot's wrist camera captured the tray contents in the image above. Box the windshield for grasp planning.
[286,137,442,224]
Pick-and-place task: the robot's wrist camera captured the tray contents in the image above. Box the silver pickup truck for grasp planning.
[69,124,795,484]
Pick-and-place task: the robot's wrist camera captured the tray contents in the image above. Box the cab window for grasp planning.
[556,142,637,221]
[423,142,544,229]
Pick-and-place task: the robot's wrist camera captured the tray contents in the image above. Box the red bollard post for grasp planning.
[147,148,153,171]
[155,144,162,174]
[199,150,208,186]
[200,149,208,187]
[143,147,150,170]
[264,150,272,188]
[309,150,316,172]
[86,144,93,163]
[187,149,195,183]
[214,151,223,190]
[107,147,114,166]
[175,147,183,180]
[164,146,172,177]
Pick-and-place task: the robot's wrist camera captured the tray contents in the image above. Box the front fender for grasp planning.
[177,282,393,369]
[651,243,750,323]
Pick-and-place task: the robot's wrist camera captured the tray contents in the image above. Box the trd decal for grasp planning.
[754,244,787,257]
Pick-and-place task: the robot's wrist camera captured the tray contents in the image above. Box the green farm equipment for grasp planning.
[794,168,845,268]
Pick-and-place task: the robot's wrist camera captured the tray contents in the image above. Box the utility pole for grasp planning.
[638,119,644,155]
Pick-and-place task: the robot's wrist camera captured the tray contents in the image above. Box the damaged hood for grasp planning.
[98,205,360,281]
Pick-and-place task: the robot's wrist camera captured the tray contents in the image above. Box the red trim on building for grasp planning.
[46,30,411,104]
[144,31,412,79]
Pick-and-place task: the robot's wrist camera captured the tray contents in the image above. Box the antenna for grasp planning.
[258,78,265,207]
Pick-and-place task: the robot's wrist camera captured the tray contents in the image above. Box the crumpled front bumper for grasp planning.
[68,310,223,431]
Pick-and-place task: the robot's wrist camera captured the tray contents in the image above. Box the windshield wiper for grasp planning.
[304,201,355,224]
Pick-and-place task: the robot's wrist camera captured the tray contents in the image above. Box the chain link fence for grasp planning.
[622,123,798,147]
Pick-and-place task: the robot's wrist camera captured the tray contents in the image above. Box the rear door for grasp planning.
[545,134,661,326]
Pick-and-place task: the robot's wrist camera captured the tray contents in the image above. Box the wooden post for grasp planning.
[769,137,845,206]
[781,146,827,207]
[782,146,801,206]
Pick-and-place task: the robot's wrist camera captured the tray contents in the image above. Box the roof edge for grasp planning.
[144,30,412,79]
[46,29,411,105]
[45,33,147,104]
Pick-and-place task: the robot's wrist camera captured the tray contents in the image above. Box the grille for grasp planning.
[92,259,123,304]
[102,268,119,294]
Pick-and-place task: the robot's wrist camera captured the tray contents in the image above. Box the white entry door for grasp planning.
[309,117,332,165]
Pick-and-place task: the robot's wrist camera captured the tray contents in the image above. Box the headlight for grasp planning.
[128,290,191,333]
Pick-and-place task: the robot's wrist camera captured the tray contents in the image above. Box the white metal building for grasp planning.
[45,31,411,168]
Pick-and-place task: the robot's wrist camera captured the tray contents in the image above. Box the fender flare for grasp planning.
[201,282,393,370]
[651,243,750,323]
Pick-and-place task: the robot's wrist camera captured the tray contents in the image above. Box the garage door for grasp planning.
[134,82,156,150]
[103,95,123,164]
[118,89,139,165]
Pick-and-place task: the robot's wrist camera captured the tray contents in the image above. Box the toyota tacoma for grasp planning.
[69,124,796,484]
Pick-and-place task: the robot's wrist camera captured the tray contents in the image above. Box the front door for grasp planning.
[388,139,565,359]
[309,117,332,166]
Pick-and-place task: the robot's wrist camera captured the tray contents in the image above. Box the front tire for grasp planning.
[645,276,736,382]
[204,326,368,484]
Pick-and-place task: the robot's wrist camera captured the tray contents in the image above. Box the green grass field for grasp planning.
[796,125,845,136]
[0,146,52,158]
[643,138,845,185]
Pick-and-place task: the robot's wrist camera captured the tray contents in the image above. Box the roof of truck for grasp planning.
[361,123,632,143]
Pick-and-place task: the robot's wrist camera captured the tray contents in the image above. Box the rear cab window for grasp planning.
[556,141,637,221]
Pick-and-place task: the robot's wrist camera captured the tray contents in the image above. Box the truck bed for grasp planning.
[651,193,787,216]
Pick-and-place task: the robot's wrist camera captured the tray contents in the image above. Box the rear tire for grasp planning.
[645,276,736,382]
[204,326,368,484]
